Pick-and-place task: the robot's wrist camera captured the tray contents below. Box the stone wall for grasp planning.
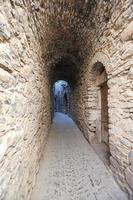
[72,0,133,199]
[0,1,51,199]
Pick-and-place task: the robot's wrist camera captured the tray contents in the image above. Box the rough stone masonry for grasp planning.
[0,0,133,200]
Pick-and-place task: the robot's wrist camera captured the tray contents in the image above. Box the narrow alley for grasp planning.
[31,113,127,200]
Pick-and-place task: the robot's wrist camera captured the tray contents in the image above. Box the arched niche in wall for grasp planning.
[89,60,111,164]
[93,62,109,146]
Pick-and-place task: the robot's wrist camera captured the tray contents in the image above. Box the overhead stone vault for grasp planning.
[0,0,133,199]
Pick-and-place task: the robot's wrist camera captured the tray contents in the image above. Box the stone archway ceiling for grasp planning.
[51,55,80,87]
[29,0,112,84]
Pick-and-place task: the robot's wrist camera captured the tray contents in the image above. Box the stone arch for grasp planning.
[50,54,80,87]
[83,54,111,163]
[89,52,112,75]
[88,52,111,143]
[47,53,79,69]
[82,52,112,146]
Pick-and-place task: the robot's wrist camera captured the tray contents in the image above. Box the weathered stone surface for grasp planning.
[0,67,14,84]
[126,167,133,190]
[0,23,11,41]
[0,1,51,200]
[128,67,133,79]
[121,21,133,42]
[0,13,11,41]
[128,151,133,165]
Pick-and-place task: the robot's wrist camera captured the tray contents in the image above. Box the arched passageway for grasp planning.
[31,58,127,200]
[0,1,133,200]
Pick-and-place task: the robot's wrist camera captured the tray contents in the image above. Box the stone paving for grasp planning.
[31,113,128,200]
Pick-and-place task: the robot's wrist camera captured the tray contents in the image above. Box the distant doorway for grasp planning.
[53,80,70,115]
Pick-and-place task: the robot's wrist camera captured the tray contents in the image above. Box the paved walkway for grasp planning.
[31,113,128,200]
